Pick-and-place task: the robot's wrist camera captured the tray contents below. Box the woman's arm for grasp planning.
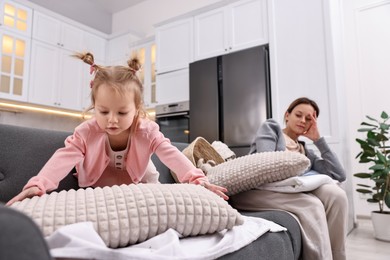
[305,138,346,182]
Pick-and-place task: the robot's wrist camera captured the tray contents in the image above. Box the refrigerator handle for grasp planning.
[263,45,272,119]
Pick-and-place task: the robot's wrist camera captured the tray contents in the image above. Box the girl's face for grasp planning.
[94,84,137,136]
[285,104,316,136]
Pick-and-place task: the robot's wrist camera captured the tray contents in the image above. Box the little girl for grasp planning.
[7,53,228,205]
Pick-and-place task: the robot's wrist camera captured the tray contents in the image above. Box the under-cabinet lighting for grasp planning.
[0,102,92,119]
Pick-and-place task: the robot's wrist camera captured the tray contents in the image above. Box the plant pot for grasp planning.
[371,211,390,242]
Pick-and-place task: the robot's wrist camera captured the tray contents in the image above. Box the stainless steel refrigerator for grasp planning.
[189,44,272,157]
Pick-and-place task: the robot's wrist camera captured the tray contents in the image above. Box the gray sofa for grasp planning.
[0,123,302,259]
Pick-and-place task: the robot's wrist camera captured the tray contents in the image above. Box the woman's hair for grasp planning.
[285,97,320,117]
[73,52,147,133]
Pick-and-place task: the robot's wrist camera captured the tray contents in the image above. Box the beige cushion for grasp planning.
[206,151,311,196]
[10,183,244,248]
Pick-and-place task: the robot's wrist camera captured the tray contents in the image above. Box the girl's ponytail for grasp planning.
[127,54,142,73]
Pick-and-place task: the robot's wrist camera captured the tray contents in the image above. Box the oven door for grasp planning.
[155,111,190,143]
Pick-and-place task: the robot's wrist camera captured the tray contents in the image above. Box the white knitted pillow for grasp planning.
[10,183,243,248]
[207,151,310,196]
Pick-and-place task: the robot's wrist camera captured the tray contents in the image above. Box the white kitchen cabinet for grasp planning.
[155,18,193,74]
[156,68,189,105]
[0,0,32,36]
[32,11,83,52]
[130,39,157,109]
[0,31,30,101]
[82,31,107,62]
[29,40,83,110]
[194,0,268,61]
[107,33,139,65]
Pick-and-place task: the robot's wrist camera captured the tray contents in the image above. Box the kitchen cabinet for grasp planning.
[82,31,107,62]
[194,0,268,61]
[130,39,157,108]
[0,0,32,36]
[107,32,139,65]
[29,11,108,111]
[28,40,83,110]
[155,18,193,74]
[0,0,31,102]
[32,11,83,52]
[156,68,189,105]
[0,31,30,101]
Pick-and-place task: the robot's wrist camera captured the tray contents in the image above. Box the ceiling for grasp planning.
[25,0,148,34]
[87,0,147,14]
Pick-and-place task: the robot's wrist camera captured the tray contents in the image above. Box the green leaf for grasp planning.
[380,111,389,119]
[354,173,371,178]
[372,170,386,178]
[358,128,375,132]
[357,183,371,188]
[367,138,380,146]
[377,152,387,163]
[361,122,378,127]
[355,151,363,159]
[369,164,385,170]
[361,147,376,156]
[380,123,390,131]
[366,115,378,122]
[356,188,373,194]
[367,198,379,203]
[377,133,389,142]
[359,157,373,163]
[356,138,366,145]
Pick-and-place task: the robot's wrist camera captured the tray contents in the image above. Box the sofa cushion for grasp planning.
[10,183,244,248]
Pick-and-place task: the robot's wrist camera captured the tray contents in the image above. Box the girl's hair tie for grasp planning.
[90,63,96,75]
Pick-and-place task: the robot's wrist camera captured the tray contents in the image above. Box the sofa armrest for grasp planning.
[0,204,52,260]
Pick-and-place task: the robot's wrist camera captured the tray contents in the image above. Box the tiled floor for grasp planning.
[346,217,390,260]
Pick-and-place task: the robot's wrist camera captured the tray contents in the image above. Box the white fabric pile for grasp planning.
[46,216,286,260]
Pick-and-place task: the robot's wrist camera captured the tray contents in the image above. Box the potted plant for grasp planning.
[355,111,390,242]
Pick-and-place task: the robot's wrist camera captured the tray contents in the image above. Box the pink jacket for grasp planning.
[24,118,207,193]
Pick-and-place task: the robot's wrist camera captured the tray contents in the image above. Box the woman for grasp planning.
[229,97,348,260]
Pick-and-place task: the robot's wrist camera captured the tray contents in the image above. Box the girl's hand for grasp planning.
[303,112,320,142]
[202,182,229,200]
[6,186,43,206]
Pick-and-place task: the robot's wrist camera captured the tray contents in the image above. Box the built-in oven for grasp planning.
[155,101,190,143]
